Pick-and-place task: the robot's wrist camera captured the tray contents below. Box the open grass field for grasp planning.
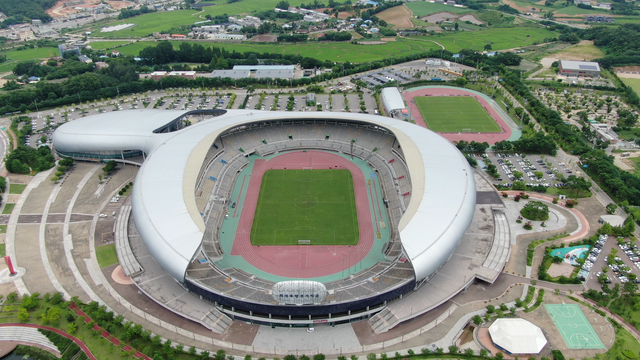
[100,10,201,37]
[547,40,605,61]
[415,96,501,133]
[114,38,441,62]
[426,27,557,52]
[96,244,118,268]
[620,78,640,97]
[0,47,58,73]
[406,1,472,16]
[586,323,640,360]
[87,41,130,50]
[554,5,612,15]
[250,169,359,246]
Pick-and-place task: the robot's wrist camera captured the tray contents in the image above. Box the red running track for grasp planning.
[231,151,375,278]
[404,87,513,144]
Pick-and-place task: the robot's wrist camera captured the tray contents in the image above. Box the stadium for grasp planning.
[52,109,508,335]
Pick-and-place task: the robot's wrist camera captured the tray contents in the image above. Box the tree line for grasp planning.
[0,0,56,23]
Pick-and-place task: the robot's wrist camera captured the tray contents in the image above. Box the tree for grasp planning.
[102,160,117,175]
[276,0,290,9]
[618,109,638,127]
[624,281,638,296]
[464,348,475,356]
[17,308,29,322]
[448,345,459,354]
[472,314,483,325]
[606,203,618,214]
[484,44,492,51]
[535,171,544,179]
[513,170,523,179]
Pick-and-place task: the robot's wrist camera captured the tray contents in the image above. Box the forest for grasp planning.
[0,0,56,22]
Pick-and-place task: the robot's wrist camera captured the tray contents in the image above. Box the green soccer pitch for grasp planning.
[250,169,359,246]
[414,96,501,133]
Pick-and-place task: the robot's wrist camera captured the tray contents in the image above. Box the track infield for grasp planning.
[414,96,501,133]
[250,169,359,246]
[545,304,605,349]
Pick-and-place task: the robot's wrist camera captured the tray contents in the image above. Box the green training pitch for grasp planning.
[415,96,501,133]
[250,169,359,246]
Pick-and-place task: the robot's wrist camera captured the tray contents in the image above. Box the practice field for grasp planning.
[414,96,501,133]
[545,304,605,349]
[250,169,359,246]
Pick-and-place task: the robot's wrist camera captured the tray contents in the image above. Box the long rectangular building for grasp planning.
[558,60,601,78]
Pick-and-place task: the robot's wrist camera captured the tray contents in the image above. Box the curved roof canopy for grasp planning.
[52,110,476,282]
[381,87,406,112]
[489,318,547,354]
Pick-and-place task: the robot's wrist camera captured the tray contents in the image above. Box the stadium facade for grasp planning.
[52,109,478,328]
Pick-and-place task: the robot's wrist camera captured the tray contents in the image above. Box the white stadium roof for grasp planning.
[489,318,547,354]
[52,110,475,282]
[381,87,406,112]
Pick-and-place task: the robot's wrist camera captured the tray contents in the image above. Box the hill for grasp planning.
[0,0,57,22]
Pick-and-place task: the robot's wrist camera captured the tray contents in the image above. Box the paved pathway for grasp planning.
[0,323,97,360]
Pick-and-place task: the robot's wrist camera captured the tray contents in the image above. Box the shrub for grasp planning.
[551,350,565,360]
[520,201,550,221]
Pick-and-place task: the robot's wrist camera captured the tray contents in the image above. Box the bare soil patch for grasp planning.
[106,1,134,10]
[248,35,277,42]
[422,11,460,23]
[459,14,484,24]
[503,0,535,12]
[377,4,414,29]
[380,37,396,41]
[338,11,353,19]
[547,262,575,277]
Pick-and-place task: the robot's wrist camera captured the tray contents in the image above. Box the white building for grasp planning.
[212,33,246,41]
[489,319,547,355]
[381,87,407,118]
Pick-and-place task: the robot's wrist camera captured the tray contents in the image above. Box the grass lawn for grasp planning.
[586,323,640,360]
[620,78,640,97]
[546,187,592,198]
[0,243,4,257]
[415,96,501,133]
[406,1,473,16]
[2,203,15,215]
[96,244,118,268]
[87,41,130,50]
[250,169,359,246]
[0,225,6,234]
[9,183,26,194]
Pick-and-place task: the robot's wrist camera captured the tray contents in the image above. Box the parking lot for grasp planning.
[10,88,385,150]
[587,235,640,289]
[480,153,578,188]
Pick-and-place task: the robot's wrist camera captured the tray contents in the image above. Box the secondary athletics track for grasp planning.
[404,86,514,144]
[231,151,375,278]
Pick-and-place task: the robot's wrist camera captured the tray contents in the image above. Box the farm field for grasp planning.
[87,41,131,50]
[415,96,501,133]
[620,78,640,96]
[0,47,58,73]
[406,1,473,16]
[113,38,441,62]
[377,4,414,29]
[250,169,359,246]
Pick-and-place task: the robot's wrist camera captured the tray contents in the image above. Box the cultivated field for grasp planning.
[430,27,557,52]
[250,169,359,246]
[100,10,201,37]
[415,96,501,133]
[377,4,414,29]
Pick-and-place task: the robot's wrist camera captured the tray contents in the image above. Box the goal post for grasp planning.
[462,128,472,133]
[302,167,313,171]
[298,240,311,245]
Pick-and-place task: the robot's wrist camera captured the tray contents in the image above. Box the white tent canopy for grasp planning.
[489,318,547,354]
